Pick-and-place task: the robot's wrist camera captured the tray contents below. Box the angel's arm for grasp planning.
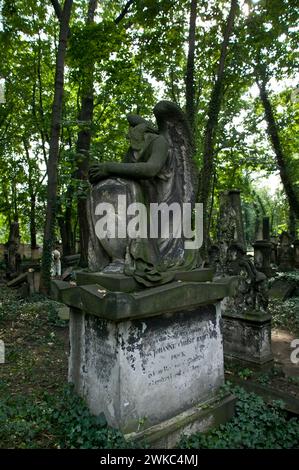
[89,135,169,183]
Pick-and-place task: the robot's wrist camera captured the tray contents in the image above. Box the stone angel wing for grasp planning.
[153,100,198,207]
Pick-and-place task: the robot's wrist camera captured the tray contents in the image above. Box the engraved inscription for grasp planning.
[140,321,215,387]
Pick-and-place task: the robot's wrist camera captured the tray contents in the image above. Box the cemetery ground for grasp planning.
[0,286,299,449]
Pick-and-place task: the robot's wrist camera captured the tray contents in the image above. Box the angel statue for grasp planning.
[87,100,201,287]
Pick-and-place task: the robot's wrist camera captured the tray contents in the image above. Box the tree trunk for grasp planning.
[57,191,74,257]
[289,208,297,239]
[199,0,238,251]
[40,0,73,294]
[23,140,38,250]
[258,78,299,219]
[75,0,98,268]
[185,0,197,138]
[30,194,37,250]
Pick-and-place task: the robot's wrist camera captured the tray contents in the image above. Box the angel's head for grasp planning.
[126,114,158,152]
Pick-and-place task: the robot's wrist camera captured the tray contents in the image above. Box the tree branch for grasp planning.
[50,0,62,21]
[87,0,98,23]
[115,0,134,24]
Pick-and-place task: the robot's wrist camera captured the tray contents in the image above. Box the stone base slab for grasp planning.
[125,393,236,448]
[76,268,215,293]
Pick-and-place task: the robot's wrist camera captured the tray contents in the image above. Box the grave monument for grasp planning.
[278,231,294,271]
[52,101,236,447]
[253,217,273,278]
[212,191,273,369]
[4,221,21,279]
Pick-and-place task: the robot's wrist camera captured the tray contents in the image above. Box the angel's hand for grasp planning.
[88,163,109,184]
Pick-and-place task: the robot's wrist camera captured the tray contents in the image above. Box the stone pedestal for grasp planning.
[70,303,224,433]
[253,240,273,277]
[52,273,237,445]
[222,310,273,368]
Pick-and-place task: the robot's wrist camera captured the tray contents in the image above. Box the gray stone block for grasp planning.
[222,310,273,367]
[69,303,226,433]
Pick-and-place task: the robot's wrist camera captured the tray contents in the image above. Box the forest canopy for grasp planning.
[0,0,298,288]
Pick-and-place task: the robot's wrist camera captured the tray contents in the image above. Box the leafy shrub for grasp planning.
[268,298,299,333]
[0,290,67,328]
[179,386,299,449]
[269,271,299,286]
[0,382,133,449]
[51,385,133,449]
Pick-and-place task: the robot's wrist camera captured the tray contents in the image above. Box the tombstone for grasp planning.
[262,217,270,241]
[6,269,40,296]
[255,218,263,242]
[270,236,279,265]
[293,240,299,269]
[278,231,294,271]
[221,244,272,369]
[269,277,296,301]
[252,217,273,277]
[253,240,272,277]
[218,190,246,251]
[63,254,80,267]
[4,222,21,279]
[6,272,29,297]
[27,269,40,294]
[52,101,236,447]
[215,191,273,369]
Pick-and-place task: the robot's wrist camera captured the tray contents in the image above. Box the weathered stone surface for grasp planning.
[57,305,70,320]
[27,270,40,294]
[212,190,269,317]
[218,189,246,254]
[52,276,237,321]
[174,268,214,283]
[222,310,273,366]
[87,101,200,286]
[269,278,296,300]
[5,221,21,278]
[125,393,236,448]
[270,237,279,265]
[63,254,80,266]
[69,303,225,433]
[253,240,273,278]
[61,267,74,281]
[278,231,294,271]
[76,271,139,293]
[262,217,270,241]
[7,272,27,287]
[50,279,73,303]
[76,268,214,293]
